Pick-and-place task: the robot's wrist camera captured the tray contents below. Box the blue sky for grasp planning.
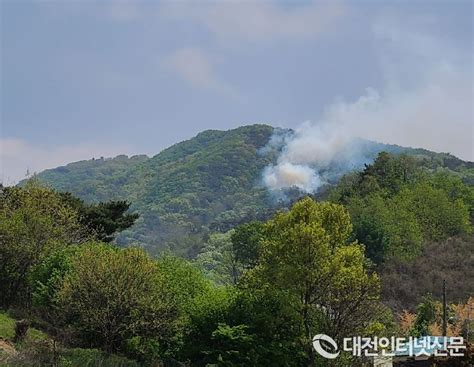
[1,0,473,184]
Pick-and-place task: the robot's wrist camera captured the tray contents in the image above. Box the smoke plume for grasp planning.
[262,17,473,194]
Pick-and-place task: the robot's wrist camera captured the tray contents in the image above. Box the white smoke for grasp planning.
[262,121,353,192]
[262,18,473,194]
[263,162,320,192]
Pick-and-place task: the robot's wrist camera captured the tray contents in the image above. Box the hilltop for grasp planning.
[27,124,473,256]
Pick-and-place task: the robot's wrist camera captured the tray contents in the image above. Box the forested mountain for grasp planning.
[29,125,277,256]
[26,124,474,256]
[5,128,473,366]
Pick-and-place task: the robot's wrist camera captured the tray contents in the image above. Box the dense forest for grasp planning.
[24,125,474,258]
[2,126,473,366]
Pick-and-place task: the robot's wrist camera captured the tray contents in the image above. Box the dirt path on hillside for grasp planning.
[0,339,16,356]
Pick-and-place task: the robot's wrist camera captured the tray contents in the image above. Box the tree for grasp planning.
[348,193,423,263]
[0,181,84,307]
[156,255,212,313]
[207,323,255,366]
[405,182,471,241]
[195,231,240,285]
[29,246,78,339]
[413,294,440,336]
[58,243,179,356]
[229,287,306,366]
[59,193,139,242]
[330,153,472,264]
[179,286,237,365]
[246,198,382,365]
[231,221,265,269]
[360,152,418,194]
[179,280,308,366]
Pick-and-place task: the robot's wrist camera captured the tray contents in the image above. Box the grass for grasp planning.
[0,311,47,344]
[0,312,15,340]
[61,349,140,367]
[0,312,138,366]
[25,328,47,343]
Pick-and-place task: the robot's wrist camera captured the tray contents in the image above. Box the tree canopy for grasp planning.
[2,148,472,366]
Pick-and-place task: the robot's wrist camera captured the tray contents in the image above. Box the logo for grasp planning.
[312,335,466,359]
[312,334,340,359]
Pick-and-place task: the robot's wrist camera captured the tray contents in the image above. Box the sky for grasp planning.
[1,0,473,184]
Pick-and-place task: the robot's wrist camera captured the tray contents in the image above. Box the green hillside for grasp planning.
[5,134,473,366]
[28,124,474,257]
[31,125,277,256]
[33,154,149,203]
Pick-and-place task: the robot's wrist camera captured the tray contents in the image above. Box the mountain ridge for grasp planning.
[25,124,474,256]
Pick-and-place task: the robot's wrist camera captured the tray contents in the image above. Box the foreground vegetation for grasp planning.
[2,150,473,366]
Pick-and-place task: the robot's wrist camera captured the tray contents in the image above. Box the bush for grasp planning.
[58,243,179,357]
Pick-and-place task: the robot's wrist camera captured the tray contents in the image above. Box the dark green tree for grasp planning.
[59,192,139,242]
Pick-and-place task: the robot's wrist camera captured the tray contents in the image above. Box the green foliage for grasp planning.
[30,247,77,311]
[30,126,473,259]
[0,181,138,310]
[195,231,240,285]
[181,285,305,366]
[243,198,383,364]
[431,171,474,211]
[180,286,236,364]
[412,294,438,336]
[348,193,423,263]
[58,243,179,355]
[0,310,48,364]
[182,198,385,366]
[5,133,472,366]
[27,246,79,342]
[231,221,265,269]
[207,323,255,366]
[228,288,306,366]
[24,154,149,203]
[0,312,16,340]
[60,348,140,367]
[123,336,161,363]
[2,346,140,367]
[59,193,139,242]
[153,255,216,359]
[361,152,418,194]
[331,152,473,264]
[30,125,277,257]
[156,255,212,312]
[0,181,85,308]
[404,182,471,241]
[40,245,216,363]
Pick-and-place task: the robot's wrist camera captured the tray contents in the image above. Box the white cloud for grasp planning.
[163,47,236,95]
[161,1,345,43]
[0,138,135,185]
